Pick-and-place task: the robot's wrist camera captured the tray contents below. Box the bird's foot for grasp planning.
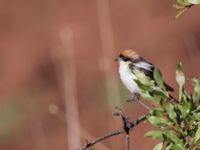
[126,93,140,102]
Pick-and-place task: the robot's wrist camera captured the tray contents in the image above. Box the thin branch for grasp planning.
[173,4,194,19]
[78,128,124,150]
[134,99,152,111]
[126,95,152,111]
[78,114,148,150]
[125,134,130,150]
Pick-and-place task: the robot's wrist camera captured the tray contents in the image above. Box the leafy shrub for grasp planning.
[134,63,200,150]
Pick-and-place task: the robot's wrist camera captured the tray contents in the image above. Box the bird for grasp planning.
[115,49,174,100]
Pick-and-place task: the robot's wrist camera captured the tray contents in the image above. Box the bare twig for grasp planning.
[127,98,152,111]
[78,113,148,150]
[173,4,194,19]
[135,99,152,111]
[78,128,124,150]
[126,134,130,150]
[113,107,132,135]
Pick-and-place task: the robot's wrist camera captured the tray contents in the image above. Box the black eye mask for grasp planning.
[119,54,130,62]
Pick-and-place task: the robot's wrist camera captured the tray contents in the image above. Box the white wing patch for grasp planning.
[134,62,153,71]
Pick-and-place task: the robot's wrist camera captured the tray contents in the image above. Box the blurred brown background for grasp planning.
[0,0,200,150]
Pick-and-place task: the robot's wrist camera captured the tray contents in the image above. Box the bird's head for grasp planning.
[115,49,140,63]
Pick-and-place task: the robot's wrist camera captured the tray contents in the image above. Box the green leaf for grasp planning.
[152,143,163,150]
[151,88,168,98]
[176,0,191,6]
[153,68,165,90]
[151,108,165,116]
[193,78,200,103]
[192,112,200,121]
[133,69,154,86]
[176,62,185,88]
[166,143,173,150]
[188,0,200,4]
[163,130,184,148]
[140,91,155,100]
[145,130,163,140]
[195,126,200,142]
[166,143,183,150]
[177,101,191,119]
[192,105,200,113]
[165,103,177,123]
[147,116,169,127]
[172,144,184,150]
[134,80,152,91]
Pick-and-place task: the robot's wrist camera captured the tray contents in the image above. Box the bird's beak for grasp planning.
[114,57,119,61]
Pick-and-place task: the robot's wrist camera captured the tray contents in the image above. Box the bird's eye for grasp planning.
[123,57,129,62]
[119,54,130,62]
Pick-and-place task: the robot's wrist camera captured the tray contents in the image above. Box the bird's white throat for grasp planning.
[118,60,140,94]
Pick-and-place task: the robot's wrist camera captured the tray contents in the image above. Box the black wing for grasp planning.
[129,58,174,92]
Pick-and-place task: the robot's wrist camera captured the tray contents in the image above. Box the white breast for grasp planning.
[119,61,140,94]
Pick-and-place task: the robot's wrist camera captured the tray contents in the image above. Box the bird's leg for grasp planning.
[133,93,140,101]
[127,93,152,111]
[126,93,140,102]
[127,93,140,102]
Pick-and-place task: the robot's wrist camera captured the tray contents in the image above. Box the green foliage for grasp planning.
[187,0,200,4]
[145,130,164,140]
[134,63,200,149]
[174,0,200,19]
[152,143,163,150]
[154,68,167,92]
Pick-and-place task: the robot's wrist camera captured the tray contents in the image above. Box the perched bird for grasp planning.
[115,49,174,98]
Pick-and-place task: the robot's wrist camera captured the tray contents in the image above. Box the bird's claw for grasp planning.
[126,93,140,102]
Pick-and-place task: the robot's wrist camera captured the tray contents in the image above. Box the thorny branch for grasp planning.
[78,109,148,150]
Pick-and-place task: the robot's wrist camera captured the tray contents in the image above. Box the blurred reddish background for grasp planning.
[0,0,200,150]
